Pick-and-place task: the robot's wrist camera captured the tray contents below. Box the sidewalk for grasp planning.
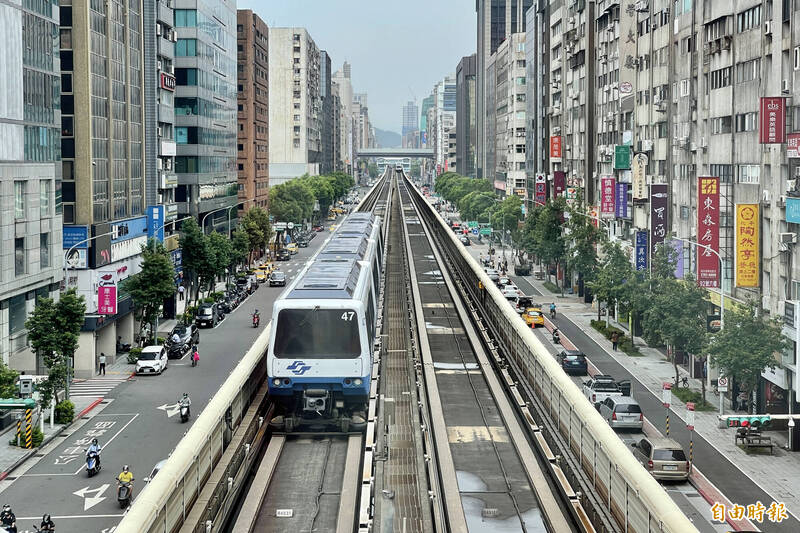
[463,235,800,530]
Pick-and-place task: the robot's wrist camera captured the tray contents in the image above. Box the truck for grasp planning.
[514,256,531,276]
[582,375,624,406]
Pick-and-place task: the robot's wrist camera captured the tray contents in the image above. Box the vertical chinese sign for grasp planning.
[97,271,118,315]
[535,174,547,205]
[614,145,631,170]
[615,182,628,218]
[650,184,668,257]
[697,176,720,288]
[601,177,615,217]
[553,171,566,197]
[735,204,760,287]
[759,97,786,144]
[632,153,648,200]
[635,231,648,271]
[550,136,562,158]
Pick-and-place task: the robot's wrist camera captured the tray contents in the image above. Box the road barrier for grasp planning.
[404,177,698,533]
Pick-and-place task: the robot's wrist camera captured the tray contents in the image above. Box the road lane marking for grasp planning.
[71,414,140,474]
[17,514,125,519]
[73,483,111,510]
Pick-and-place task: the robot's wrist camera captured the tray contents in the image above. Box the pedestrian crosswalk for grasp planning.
[69,375,130,399]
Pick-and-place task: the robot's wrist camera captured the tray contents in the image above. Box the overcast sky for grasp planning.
[239,0,476,132]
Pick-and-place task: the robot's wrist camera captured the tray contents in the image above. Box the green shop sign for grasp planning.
[614,145,631,169]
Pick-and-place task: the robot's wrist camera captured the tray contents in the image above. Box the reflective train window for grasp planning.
[273,309,361,358]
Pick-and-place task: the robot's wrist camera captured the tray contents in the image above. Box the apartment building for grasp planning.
[236,10,269,215]
[320,51,336,175]
[456,54,477,177]
[0,0,63,370]
[493,34,528,199]
[174,1,238,228]
[333,63,354,173]
[269,28,321,185]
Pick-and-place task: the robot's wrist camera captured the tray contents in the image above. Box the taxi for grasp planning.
[286,242,299,255]
[327,212,337,221]
[523,307,545,328]
[254,269,268,283]
[329,224,338,232]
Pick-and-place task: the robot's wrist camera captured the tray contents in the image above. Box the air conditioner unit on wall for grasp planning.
[780,232,797,244]
[156,24,162,36]
[765,21,772,36]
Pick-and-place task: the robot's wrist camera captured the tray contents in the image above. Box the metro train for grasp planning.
[267,212,383,432]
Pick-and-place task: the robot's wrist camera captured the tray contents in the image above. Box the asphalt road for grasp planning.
[0,221,340,533]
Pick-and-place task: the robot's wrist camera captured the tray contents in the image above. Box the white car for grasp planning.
[136,345,168,375]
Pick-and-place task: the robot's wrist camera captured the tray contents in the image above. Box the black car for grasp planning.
[195,304,218,328]
[269,271,287,287]
[167,323,199,358]
[236,277,254,294]
[558,350,588,375]
[276,249,291,261]
[297,239,309,248]
[459,235,471,246]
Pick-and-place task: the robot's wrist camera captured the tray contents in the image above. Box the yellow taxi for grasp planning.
[254,270,267,283]
[329,224,338,232]
[523,307,545,328]
[327,212,337,221]
[286,242,299,255]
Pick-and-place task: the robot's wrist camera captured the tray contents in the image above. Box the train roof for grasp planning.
[320,235,369,259]
[286,258,362,300]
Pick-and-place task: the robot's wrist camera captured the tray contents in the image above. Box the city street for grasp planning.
[0,222,337,533]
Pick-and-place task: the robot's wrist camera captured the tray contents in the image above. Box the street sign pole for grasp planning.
[686,402,695,470]
[717,376,729,416]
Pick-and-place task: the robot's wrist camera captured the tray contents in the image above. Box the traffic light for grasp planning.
[726,415,772,429]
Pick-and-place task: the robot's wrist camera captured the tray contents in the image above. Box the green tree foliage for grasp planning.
[231,227,250,269]
[302,175,336,218]
[240,206,272,255]
[25,289,86,406]
[367,161,378,177]
[709,301,792,408]
[207,231,232,282]
[434,173,492,206]
[178,217,207,300]
[458,191,496,222]
[565,197,603,285]
[0,362,19,399]
[269,179,315,223]
[588,241,634,320]
[490,194,523,238]
[125,240,177,342]
[527,199,567,283]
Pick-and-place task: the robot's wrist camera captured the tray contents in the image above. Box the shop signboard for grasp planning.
[632,153,648,200]
[601,177,615,217]
[615,182,628,218]
[635,231,648,271]
[650,184,668,257]
[759,97,786,144]
[550,136,562,158]
[786,197,800,223]
[535,174,546,205]
[553,171,566,197]
[697,176,720,288]
[614,145,631,169]
[735,204,760,287]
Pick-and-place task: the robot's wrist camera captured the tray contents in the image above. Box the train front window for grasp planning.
[274,308,361,359]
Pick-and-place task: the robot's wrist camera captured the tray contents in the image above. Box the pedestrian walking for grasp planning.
[99,352,107,375]
[178,285,185,301]
[610,331,620,351]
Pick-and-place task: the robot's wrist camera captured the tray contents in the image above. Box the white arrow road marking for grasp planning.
[157,402,181,418]
[73,483,110,510]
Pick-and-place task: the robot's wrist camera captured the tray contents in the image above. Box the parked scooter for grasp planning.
[552,328,561,345]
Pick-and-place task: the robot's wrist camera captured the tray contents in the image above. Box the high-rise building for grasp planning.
[492,34,527,198]
[320,51,335,174]
[525,2,548,213]
[59,0,148,377]
[456,54,477,177]
[174,2,238,229]
[420,94,435,148]
[476,1,533,179]
[0,0,63,370]
[333,63,354,173]
[331,82,343,171]
[236,10,269,215]
[144,0,179,232]
[268,27,321,185]
[402,101,419,138]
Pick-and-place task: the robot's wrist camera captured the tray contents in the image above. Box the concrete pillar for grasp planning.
[114,314,134,364]
[95,326,116,374]
[74,331,96,379]
[0,300,8,366]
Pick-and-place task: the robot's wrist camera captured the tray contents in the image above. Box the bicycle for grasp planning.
[673,375,689,388]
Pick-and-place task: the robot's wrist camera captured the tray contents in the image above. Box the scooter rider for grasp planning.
[38,514,55,532]
[171,331,181,346]
[179,393,191,417]
[552,328,561,344]
[252,309,260,326]
[550,302,557,319]
[85,438,102,468]
[117,465,135,500]
[0,504,16,533]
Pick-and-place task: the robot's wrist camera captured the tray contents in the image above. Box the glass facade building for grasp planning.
[174,2,238,224]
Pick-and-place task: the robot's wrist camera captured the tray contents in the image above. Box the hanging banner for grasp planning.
[632,153,648,199]
[601,177,615,217]
[550,136,562,158]
[535,173,547,205]
[650,184,668,257]
[635,230,648,271]
[553,171,566,197]
[788,133,800,158]
[697,176,720,288]
[615,182,628,218]
[614,145,631,169]
[565,187,578,206]
[735,204,760,287]
[759,97,786,144]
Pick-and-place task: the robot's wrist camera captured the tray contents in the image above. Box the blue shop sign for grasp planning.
[63,226,89,249]
[111,216,148,243]
[786,198,800,224]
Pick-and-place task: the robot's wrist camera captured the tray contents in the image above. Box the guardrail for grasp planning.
[115,325,270,533]
[404,178,698,533]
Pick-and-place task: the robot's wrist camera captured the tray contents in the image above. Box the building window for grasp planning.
[710,67,731,89]
[735,112,757,132]
[175,9,197,27]
[175,68,197,86]
[176,39,197,57]
[14,181,25,219]
[710,163,733,183]
[795,47,800,71]
[40,180,50,217]
[14,238,25,276]
[737,5,761,32]
[711,115,732,134]
[738,164,760,184]
[680,79,690,96]
[9,294,26,338]
[40,233,49,269]
[736,58,761,82]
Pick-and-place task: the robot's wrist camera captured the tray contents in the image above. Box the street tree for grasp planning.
[301,175,335,219]
[530,198,567,287]
[269,179,315,223]
[231,227,250,269]
[709,301,791,412]
[565,197,603,293]
[0,362,18,399]
[178,218,208,302]
[208,231,232,285]
[240,206,271,257]
[457,191,496,222]
[490,194,523,239]
[25,289,86,406]
[125,240,176,342]
[587,241,633,322]
[367,161,379,178]
[327,171,355,199]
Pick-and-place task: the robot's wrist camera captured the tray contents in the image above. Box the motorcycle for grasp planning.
[252,314,260,328]
[167,340,186,359]
[552,329,561,345]
[550,307,557,320]
[32,526,54,533]
[86,450,101,477]
[179,401,190,423]
[117,481,132,508]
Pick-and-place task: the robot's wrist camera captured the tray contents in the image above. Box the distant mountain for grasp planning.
[374,128,401,148]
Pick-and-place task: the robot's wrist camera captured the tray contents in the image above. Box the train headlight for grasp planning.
[273,378,281,386]
[354,378,363,386]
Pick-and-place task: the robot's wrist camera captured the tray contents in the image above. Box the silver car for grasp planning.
[598,396,643,430]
